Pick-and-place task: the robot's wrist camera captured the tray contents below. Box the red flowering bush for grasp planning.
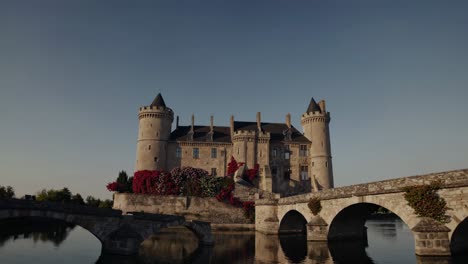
[130,166,255,221]
[226,156,259,182]
[106,170,133,193]
[227,156,239,176]
[132,170,179,195]
[106,182,127,192]
[245,164,259,182]
[216,177,255,220]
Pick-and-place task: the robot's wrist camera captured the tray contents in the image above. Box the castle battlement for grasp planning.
[300,111,330,124]
[138,106,174,121]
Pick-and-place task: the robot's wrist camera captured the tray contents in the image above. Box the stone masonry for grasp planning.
[255,169,468,256]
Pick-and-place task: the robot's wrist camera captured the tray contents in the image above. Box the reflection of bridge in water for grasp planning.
[0,199,213,255]
[256,169,468,257]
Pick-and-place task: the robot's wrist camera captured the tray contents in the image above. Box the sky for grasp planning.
[1,0,467,199]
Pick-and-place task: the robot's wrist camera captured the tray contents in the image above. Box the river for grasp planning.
[0,217,466,264]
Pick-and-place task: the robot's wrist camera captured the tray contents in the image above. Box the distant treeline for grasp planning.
[0,185,112,209]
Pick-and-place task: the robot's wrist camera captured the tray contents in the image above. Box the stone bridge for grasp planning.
[0,199,213,255]
[255,169,468,257]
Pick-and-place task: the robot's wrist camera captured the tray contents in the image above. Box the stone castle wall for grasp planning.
[113,193,252,224]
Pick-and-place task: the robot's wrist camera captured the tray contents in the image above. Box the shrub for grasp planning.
[307,197,322,215]
[36,188,72,203]
[0,185,15,199]
[106,170,133,193]
[402,181,448,223]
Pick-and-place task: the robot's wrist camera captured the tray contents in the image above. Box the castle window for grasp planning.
[148,145,151,150]
[211,148,217,158]
[312,162,315,167]
[284,168,291,180]
[325,161,328,168]
[193,148,199,159]
[301,166,308,180]
[176,147,182,158]
[272,148,277,158]
[299,145,308,157]
[211,168,217,176]
[271,166,277,176]
[154,157,158,163]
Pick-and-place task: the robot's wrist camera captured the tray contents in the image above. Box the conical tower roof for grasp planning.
[150,93,166,107]
[306,97,321,113]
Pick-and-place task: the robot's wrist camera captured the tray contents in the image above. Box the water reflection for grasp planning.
[0,218,75,247]
[0,217,467,264]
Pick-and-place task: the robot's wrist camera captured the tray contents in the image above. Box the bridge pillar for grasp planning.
[255,197,280,234]
[183,220,214,246]
[307,215,328,241]
[412,218,451,256]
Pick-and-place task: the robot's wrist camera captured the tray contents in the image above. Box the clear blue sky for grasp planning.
[1,0,467,199]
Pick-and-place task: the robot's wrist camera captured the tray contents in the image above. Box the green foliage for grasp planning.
[199,176,221,197]
[0,185,15,199]
[307,197,322,215]
[185,177,203,196]
[71,193,85,205]
[98,199,113,208]
[402,181,448,223]
[85,196,101,207]
[36,188,72,203]
[116,171,129,184]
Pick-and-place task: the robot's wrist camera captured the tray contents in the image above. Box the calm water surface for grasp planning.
[0,217,466,264]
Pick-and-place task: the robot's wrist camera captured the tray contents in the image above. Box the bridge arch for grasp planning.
[450,216,468,255]
[0,206,213,255]
[279,210,308,234]
[327,202,412,241]
[0,209,111,244]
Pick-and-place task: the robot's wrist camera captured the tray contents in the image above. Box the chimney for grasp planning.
[210,115,214,132]
[230,115,235,135]
[176,115,179,129]
[286,113,291,128]
[318,100,326,113]
[256,112,261,132]
[190,113,195,132]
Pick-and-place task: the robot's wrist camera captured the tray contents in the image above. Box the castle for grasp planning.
[135,93,333,195]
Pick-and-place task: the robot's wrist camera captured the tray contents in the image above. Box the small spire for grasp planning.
[150,93,166,107]
[256,112,261,132]
[306,97,321,113]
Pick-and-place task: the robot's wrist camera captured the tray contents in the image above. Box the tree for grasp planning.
[85,196,101,207]
[98,199,113,209]
[36,188,72,203]
[106,170,133,193]
[116,171,128,184]
[71,193,85,205]
[0,185,15,199]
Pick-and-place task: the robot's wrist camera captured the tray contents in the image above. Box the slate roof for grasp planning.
[170,121,310,143]
[234,121,310,142]
[306,97,321,113]
[150,93,166,107]
[170,125,232,142]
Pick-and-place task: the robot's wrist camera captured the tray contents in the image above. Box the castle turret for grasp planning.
[135,93,174,171]
[301,98,334,190]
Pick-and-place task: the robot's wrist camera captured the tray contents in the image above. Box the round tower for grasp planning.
[135,93,173,171]
[301,98,334,190]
